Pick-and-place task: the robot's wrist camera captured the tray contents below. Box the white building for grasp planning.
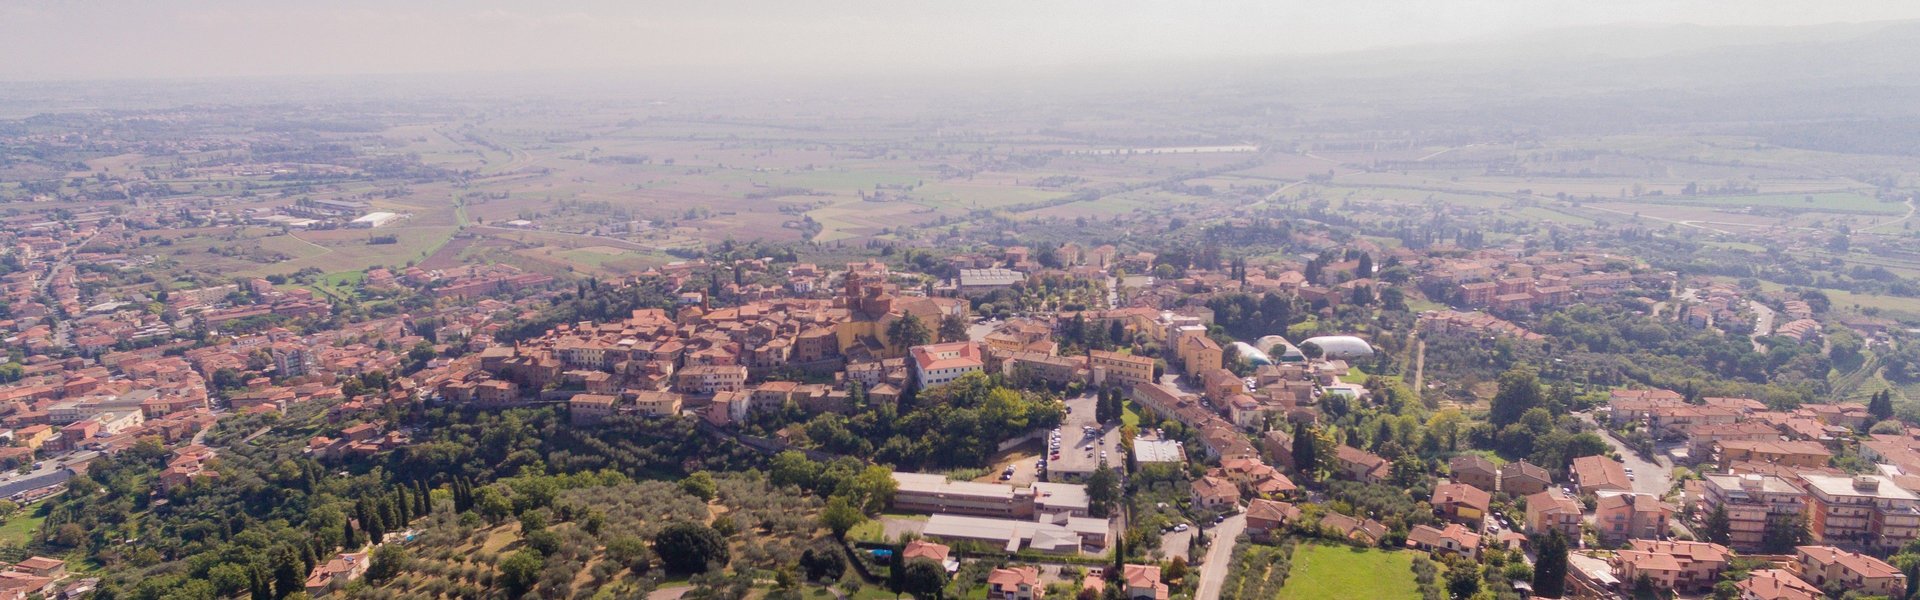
[348,212,404,229]
[909,341,984,389]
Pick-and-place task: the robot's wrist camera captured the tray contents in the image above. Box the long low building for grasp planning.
[921,513,1109,554]
[891,472,1089,518]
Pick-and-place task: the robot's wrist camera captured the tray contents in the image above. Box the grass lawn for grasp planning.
[0,511,45,546]
[849,587,902,600]
[1342,367,1371,386]
[1121,400,1142,427]
[847,519,887,543]
[1276,544,1419,600]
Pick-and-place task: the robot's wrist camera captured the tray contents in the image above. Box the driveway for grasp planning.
[1159,528,1194,562]
[1193,513,1246,600]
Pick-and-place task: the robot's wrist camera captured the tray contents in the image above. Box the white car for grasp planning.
[1174,523,1190,532]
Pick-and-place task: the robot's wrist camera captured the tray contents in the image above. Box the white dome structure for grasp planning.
[1256,335,1305,362]
[1299,335,1374,360]
[1229,342,1273,366]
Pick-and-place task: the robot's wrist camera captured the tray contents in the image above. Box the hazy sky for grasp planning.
[5,0,1920,81]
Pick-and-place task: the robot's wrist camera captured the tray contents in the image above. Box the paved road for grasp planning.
[1749,300,1776,352]
[1193,513,1246,600]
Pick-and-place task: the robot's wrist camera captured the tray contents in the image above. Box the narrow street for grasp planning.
[1192,513,1245,600]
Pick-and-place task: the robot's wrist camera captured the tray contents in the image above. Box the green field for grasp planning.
[1276,544,1420,600]
[0,511,45,546]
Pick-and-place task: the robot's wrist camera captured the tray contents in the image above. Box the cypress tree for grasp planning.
[249,567,272,600]
[1532,530,1569,598]
[1291,424,1319,481]
[273,549,305,598]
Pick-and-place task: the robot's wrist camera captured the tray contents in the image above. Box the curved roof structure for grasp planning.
[1300,335,1374,359]
[1228,342,1272,366]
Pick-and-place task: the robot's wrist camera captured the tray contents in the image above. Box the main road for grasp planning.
[1193,512,1246,600]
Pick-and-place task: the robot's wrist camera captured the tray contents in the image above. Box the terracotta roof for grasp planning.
[902,540,950,562]
[1432,482,1491,511]
[987,567,1040,590]
[1737,569,1821,600]
[1798,546,1902,580]
[1571,455,1631,490]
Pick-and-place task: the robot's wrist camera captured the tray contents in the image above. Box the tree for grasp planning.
[499,549,543,597]
[367,544,411,582]
[1761,512,1810,553]
[799,541,847,582]
[1165,556,1188,582]
[838,465,899,515]
[1291,424,1320,480]
[1086,465,1120,518]
[208,563,250,597]
[1445,559,1481,599]
[901,558,950,600]
[654,522,730,574]
[681,471,718,501]
[1490,366,1544,427]
[1532,530,1569,599]
[1870,390,1895,423]
[821,496,865,539]
[1701,503,1731,545]
[606,535,651,572]
[887,314,932,351]
[938,314,968,344]
[474,486,512,523]
[273,548,307,598]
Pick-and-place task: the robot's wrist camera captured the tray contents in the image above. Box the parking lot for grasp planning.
[1043,393,1125,482]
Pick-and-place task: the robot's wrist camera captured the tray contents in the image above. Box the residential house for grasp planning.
[1612,540,1729,593]
[902,540,958,574]
[630,390,683,417]
[987,567,1042,600]
[1318,513,1388,545]
[1449,455,1497,492]
[1431,482,1491,528]
[304,552,369,596]
[569,394,619,426]
[1245,499,1301,541]
[1523,491,1583,541]
[1121,564,1169,600]
[1595,493,1674,545]
[1735,569,1822,600]
[1795,545,1906,598]
[1191,475,1241,511]
[1713,440,1832,469]
[1499,460,1552,496]
[1334,446,1390,484]
[1406,523,1481,559]
[1571,455,1632,494]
